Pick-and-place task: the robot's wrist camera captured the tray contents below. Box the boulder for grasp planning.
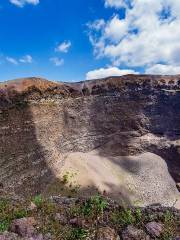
[145,222,164,237]
[122,225,150,240]
[10,217,36,237]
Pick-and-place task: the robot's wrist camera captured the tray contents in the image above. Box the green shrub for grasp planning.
[0,199,29,233]
[134,208,142,223]
[111,208,135,226]
[13,208,28,219]
[0,220,10,233]
[161,211,175,240]
[0,199,9,212]
[82,195,107,219]
[119,208,135,225]
[33,195,43,208]
[164,210,174,223]
[70,228,88,240]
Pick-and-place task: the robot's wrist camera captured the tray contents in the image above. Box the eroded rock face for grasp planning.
[0,75,179,205]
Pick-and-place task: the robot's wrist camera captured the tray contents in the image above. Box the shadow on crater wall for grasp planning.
[0,87,56,198]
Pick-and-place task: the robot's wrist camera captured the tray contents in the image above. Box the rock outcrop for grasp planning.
[0,75,179,206]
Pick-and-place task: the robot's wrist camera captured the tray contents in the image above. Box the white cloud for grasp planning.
[146,64,180,75]
[88,0,180,74]
[104,15,128,42]
[19,55,32,63]
[55,41,71,53]
[10,0,39,7]
[105,0,128,8]
[6,57,18,65]
[86,67,139,80]
[50,57,64,66]
[87,19,105,31]
[6,55,33,65]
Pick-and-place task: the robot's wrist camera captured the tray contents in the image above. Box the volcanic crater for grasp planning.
[0,75,180,207]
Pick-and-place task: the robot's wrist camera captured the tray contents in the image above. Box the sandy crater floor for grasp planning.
[56,151,180,208]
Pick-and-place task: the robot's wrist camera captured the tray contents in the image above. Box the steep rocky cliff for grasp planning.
[0,75,179,207]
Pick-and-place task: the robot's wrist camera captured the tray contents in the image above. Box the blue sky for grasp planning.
[0,0,114,82]
[0,0,180,82]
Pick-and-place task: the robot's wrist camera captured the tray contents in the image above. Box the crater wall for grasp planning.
[0,75,179,206]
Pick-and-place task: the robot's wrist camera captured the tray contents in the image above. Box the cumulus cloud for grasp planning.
[19,55,32,63]
[86,67,139,80]
[146,64,180,75]
[9,0,39,7]
[88,0,180,74]
[50,57,64,66]
[104,15,128,42]
[55,41,71,53]
[6,57,18,65]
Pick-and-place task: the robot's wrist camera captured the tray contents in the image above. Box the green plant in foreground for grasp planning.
[0,199,29,233]
[69,205,82,218]
[160,211,175,240]
[70,228,88,240]
[119,208,135,226]
[13,208,28,219]
[0,199,9,212]
[111,208,136,226]
[164,210,174,223]
[33,195,43,208]
[82,195,107,219]
[0,220,10,233]
[134,208,142,223]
